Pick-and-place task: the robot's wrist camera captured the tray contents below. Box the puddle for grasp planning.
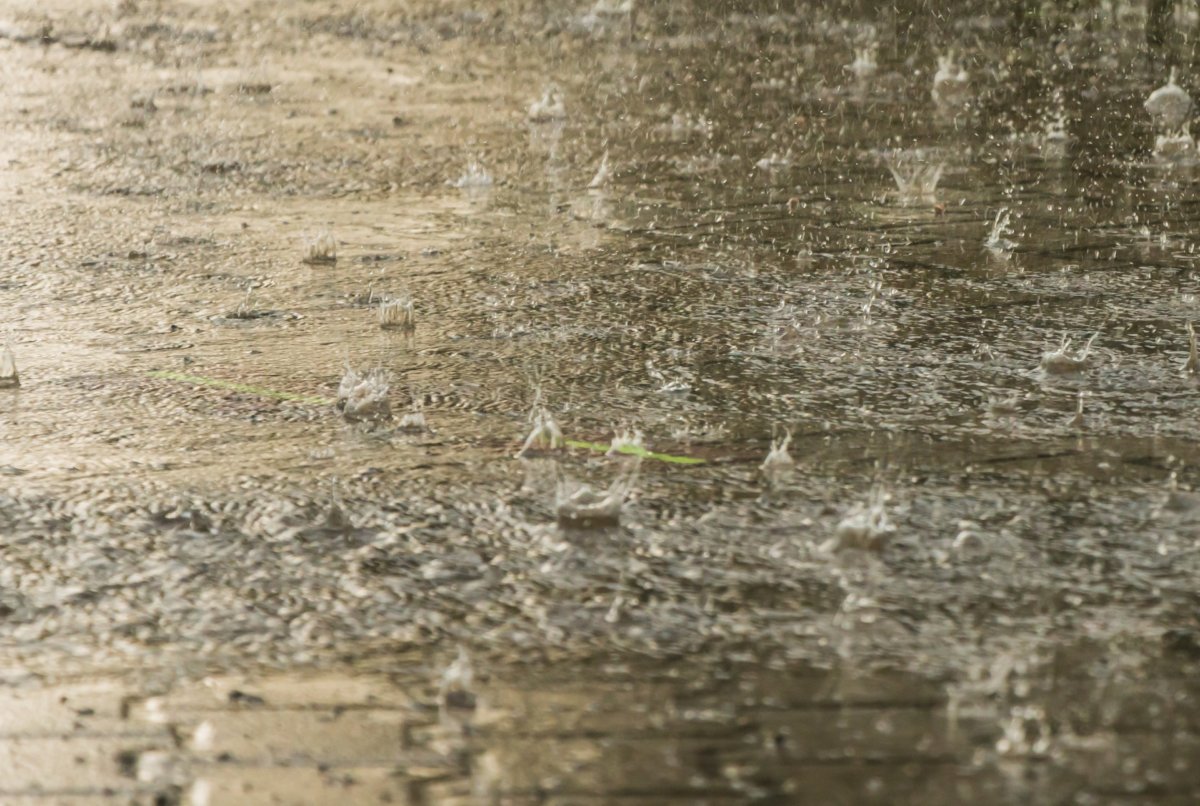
[1,0,1200,800]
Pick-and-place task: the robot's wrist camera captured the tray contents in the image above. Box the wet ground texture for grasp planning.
[4,0,1200,802]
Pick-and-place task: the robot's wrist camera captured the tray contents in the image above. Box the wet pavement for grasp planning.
[4,0,1200,802]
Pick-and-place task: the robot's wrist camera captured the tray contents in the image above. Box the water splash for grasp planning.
[984,207,1017,254]
[0,344,18,388]
[824,486,895,552]
[760,430,795,484]
[451,160,493,189]
[587,151,611,189]
[322,479,352,533]
[378,296,415,331]
[1154,124,1196,161]
[1043,90,1070,145]
[985,391,1023,417]
[397,393,427,432]
[1184,322,1199,375]
[576,0,633,39]
[556,458,640,528]
[439,646,476,710]
[605,427,643,457]
[755,151,792,171]
[219,287,251,320]
[527,86,566,122]
[516,403,564,458]
[1039,333,1098,374]
[668,112,713,140]
[882,148,945,203]
[336,367,391,423]
[932,52,970,108]
[1068,391,1086,429]
[301,230,337,265]
[1039,89,1071,159]
[996,705,1051,757]
[845,43,877,80]
[1145,67,1193,132]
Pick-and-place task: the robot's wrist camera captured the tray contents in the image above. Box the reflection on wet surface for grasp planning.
[3,0,1200,801]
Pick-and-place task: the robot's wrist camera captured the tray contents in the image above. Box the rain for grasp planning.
[2,0,1200,802]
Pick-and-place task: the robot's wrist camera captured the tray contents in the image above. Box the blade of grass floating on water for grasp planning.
[147,372,706,465]
[147,370,335,405]
[564,439,705,465]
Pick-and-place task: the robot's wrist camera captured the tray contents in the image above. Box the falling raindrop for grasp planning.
[0,344,18,388]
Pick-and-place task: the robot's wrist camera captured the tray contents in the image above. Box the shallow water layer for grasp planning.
[3,0,1200,802]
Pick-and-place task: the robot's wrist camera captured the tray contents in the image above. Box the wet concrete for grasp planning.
[3,0,1200,802]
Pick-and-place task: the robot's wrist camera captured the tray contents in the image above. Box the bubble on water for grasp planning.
[952,522,989,562]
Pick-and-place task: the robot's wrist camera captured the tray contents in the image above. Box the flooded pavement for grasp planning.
[4,0,1200,802]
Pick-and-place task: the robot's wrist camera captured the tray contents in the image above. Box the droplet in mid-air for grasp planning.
[0,344,18,388]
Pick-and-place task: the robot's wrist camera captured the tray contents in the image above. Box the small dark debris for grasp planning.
[228,689,266,706]
[115,749,138,778]
[60,35,118,52]
[1163,628,1200,659]
[443,690,477,710]
[201,161,241,175]
[153,787,182,806]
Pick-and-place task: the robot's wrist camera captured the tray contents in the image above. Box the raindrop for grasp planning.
[0,344,18,388]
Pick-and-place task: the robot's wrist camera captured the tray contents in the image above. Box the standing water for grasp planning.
[0,0,1199,803]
